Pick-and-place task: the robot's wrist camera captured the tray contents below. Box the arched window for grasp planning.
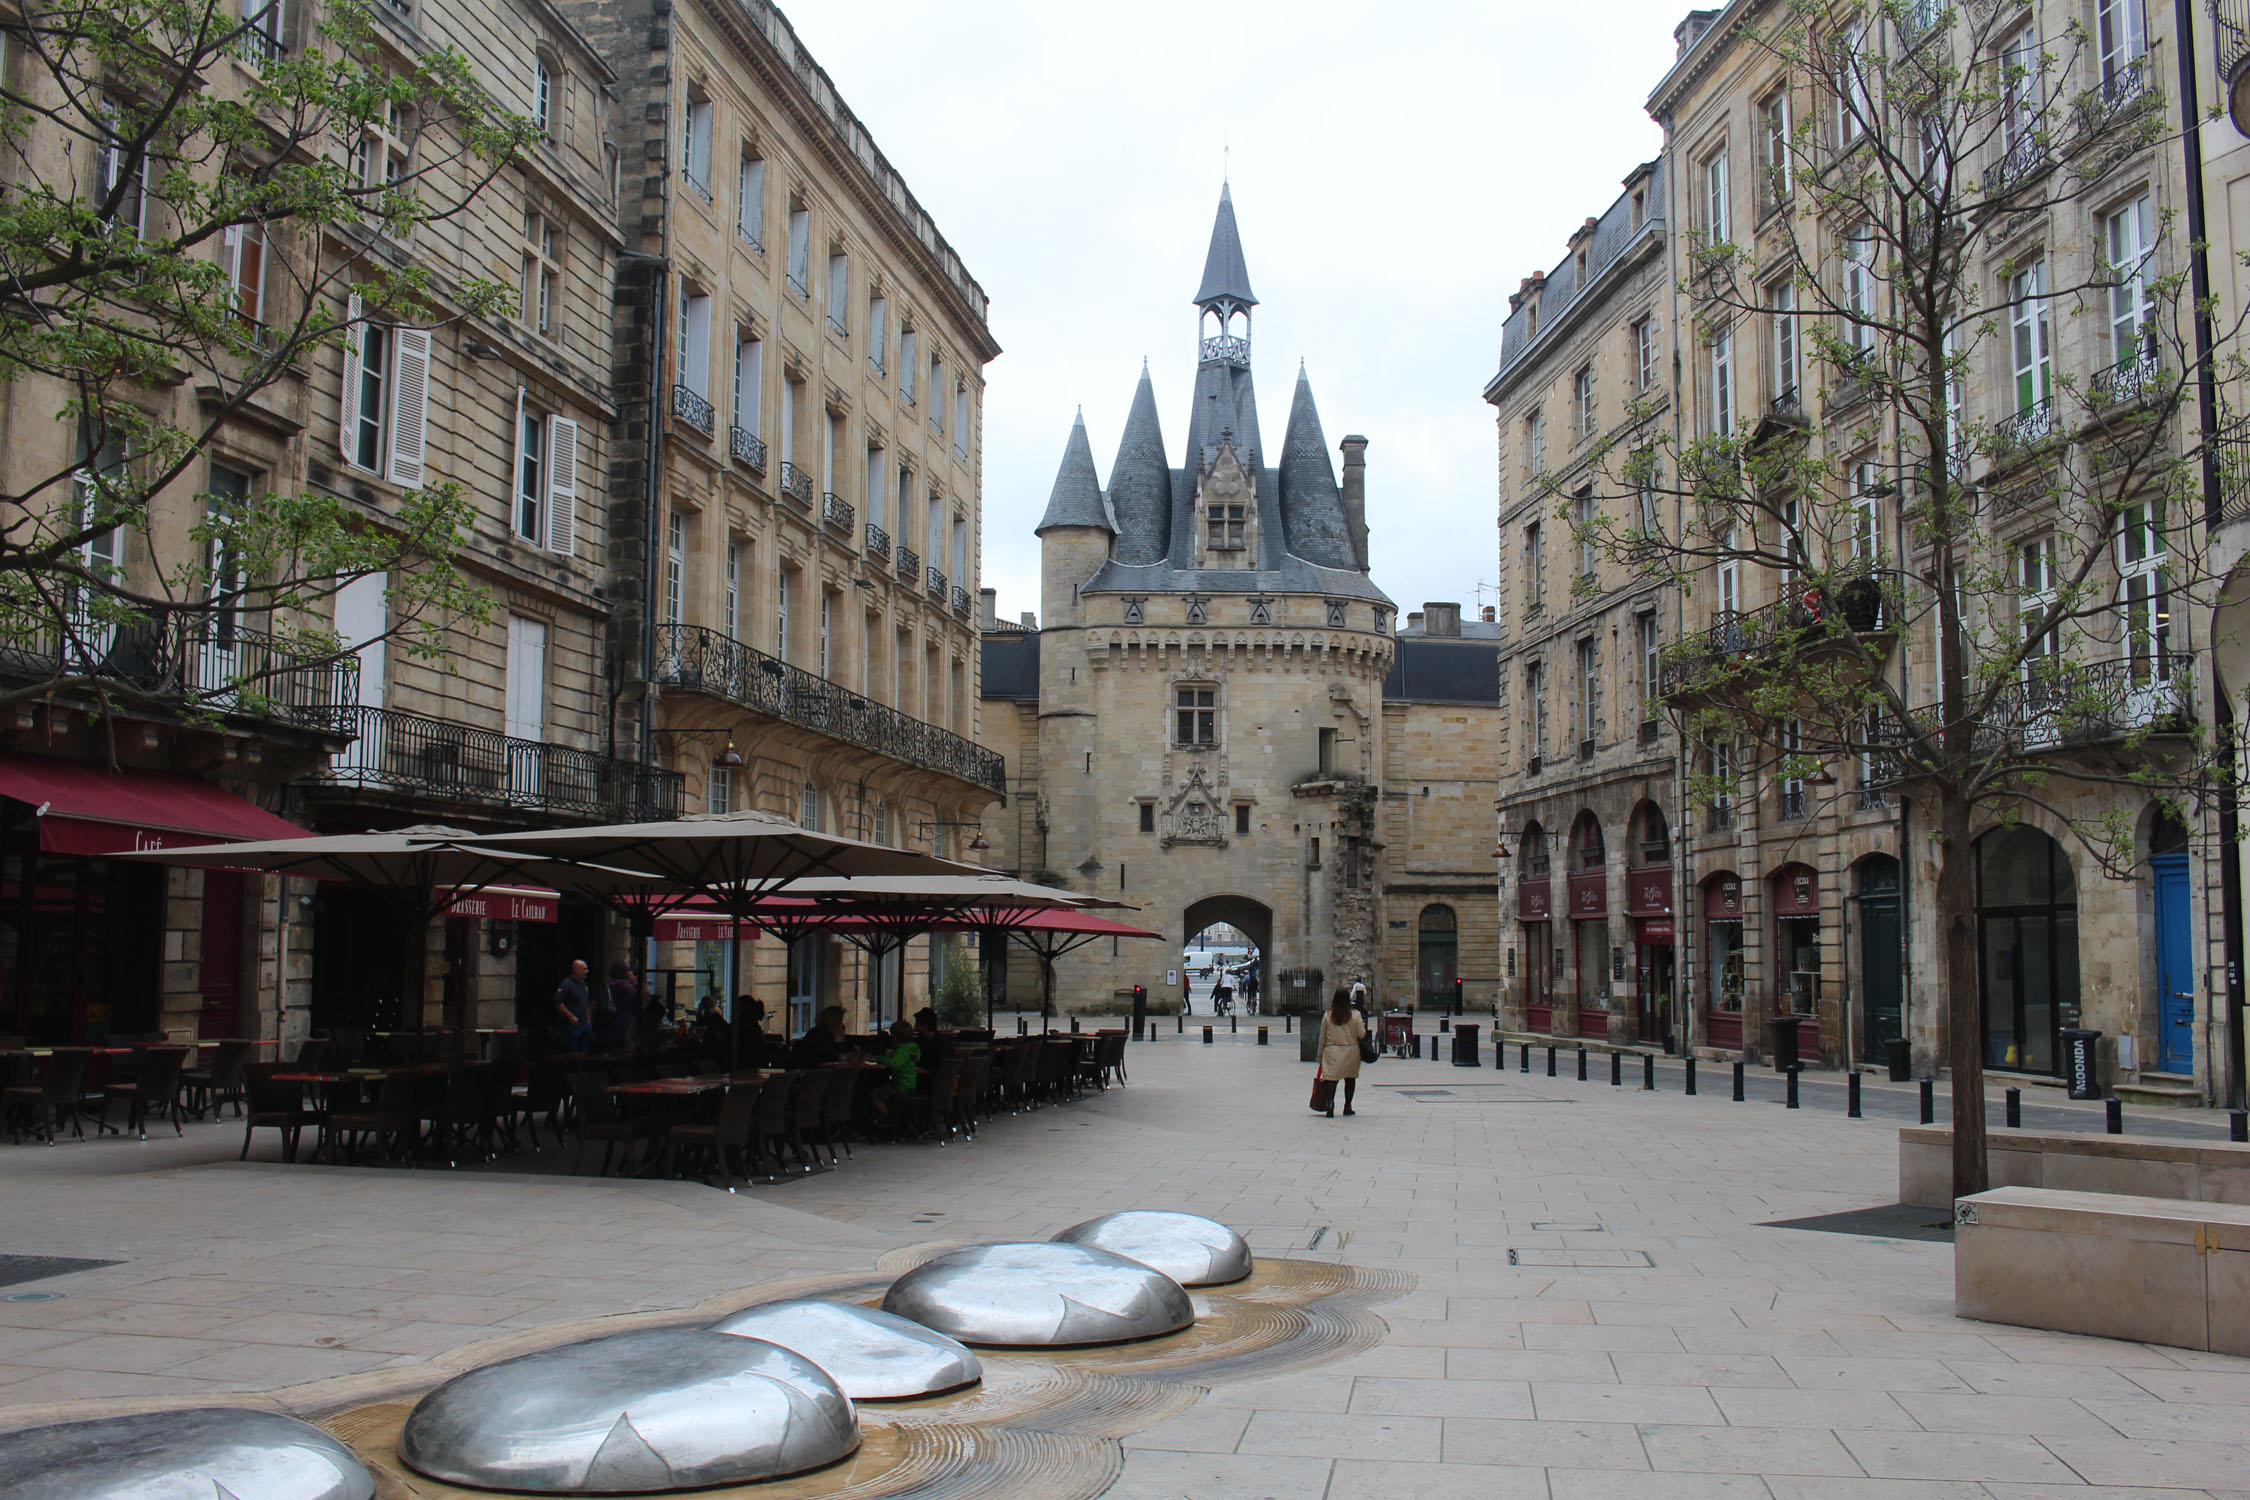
[872,800,889,847]
[1634,802,1670,865]
[1574,813,1606,870]
[1975,825,2079,1075]
[1519,821,1549,877]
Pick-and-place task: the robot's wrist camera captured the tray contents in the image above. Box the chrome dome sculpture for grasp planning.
[1052,1210,1253,1286]
[882,1242,1194,1347]
[397,1327,858,1492]
[0,1407,375,1500]
[710,1298,983,1400]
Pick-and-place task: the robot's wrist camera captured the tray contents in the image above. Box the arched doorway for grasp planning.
[1182,894,1273,1015]
[1976,825,2079,1075]
[1418,905,1458,1010]
[1569,813,1610,1037]
[1854,854,1903,1061]
[2149,809,2193,1075]
[1702,871,1746,1050]
[1627,801,1675,1045]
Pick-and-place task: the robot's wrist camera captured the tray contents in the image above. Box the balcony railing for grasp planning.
[827,314,848,340]
[1200,334,1250,368]
[0,608,358,732]
[1900,0,1944,49]
[1706,802,1735,834]
[653,623,1006,796]
[951,585,971,613]
[927,566,947,598]
[896,544,920,580]
[821,493,855,534]
[1994,394,2057,456]
[1779,785,1808,821]
[777,461,814,506]
[1984,131,2048,197]
[1876,654,2198,759]
[2091,348,2164,409]
[2220,3,2250,132]
[865,522,890,558]
[2216,415,2250,523]
[730,427,767,471]
[320,704,681,821]
[1660,571,1896,701]
[672,384,715,435]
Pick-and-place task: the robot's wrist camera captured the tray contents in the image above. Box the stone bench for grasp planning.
[1899,1124,2250,1209]
[1955,1187,2250,1355]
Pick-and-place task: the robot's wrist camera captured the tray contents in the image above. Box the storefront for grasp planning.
[1854,855,1903,1061]
[1770,863,1822,1059]
[1627,866,1675,1045]
[1703,872,1745,1050]
[1518,876,1553,1034]
[1977,825,2080,1076]
[1568,870,1609,1039]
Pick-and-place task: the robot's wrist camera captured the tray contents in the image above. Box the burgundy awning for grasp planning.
[0,754,309,857]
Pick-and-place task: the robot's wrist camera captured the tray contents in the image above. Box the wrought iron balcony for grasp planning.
[822,493,855,534]
[896,544,920,580]
[827,314,848,340]
[777,460,814,506]
[0,607,359,732]
[927,566,947,598]
[682,170,712,204]
[319,704,681,821]
[1875,654,2198,760]
[1900,0,1944,49]
[1994,394,2057,457]
[653,622,1006,797]
[730,426,768,471]
[2095,55,2153,117]
[1706,802,1735,834]
[1984,132,2048,198]
[865,522,890,558]
[951,585,971,613]
[1778,785,1808,821]
[2216,414,2250,523]
[2219,2,2250,134]
[1660,571,1897,702]
[672,384,715,435]
[1200,334,1250,369]
[2091,347,2164,409]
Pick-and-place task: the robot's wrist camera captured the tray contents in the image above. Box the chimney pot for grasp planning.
[1481,605,1497,623]
[978,587,998,628]
[1406,611,1425,632]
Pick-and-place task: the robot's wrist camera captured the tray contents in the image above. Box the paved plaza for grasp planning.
[2,1031,2247,1499]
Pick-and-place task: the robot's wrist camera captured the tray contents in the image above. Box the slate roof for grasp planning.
[1192,183,1258,308]
[1106,367,1173,564]
[1383,636,1502,704]
[980,632,1041,700]
[1035,411,1110,535]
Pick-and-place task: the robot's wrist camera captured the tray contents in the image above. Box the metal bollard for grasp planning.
[1230,1014,1238,1034]
[1732,1062,1745,1102]
[2105,1096,2123,1134]
[1785,1070,1800,1109]
[1847,1072,1862,1119]
[1610,1050,1623,1087]
[1919,1078,1935,1124]
[2005,1087,2021,1129]
[1684,1056,1697,1095]
[1441,1017,1451,1033]
[1202,1025,1213,1045]
[1520,1042,1530,1073]
[1577,1046,1588,1082]
[1285,1014,1293,1033]
[1017,1016,1027,1035]
[1071,1017,1081,1034]
[2234,1110,2248,1144]
[1178,1012,1184,1034]
[1547,1045,1557,1077]
[1642,1052,1655,1091]
[1257,1026,1268,1046]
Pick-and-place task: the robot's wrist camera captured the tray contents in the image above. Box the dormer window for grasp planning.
[1207,504,1244,550]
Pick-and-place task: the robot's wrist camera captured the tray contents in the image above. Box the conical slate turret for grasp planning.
[1194,183,1258,309]
[1276,365,1358,570]
[1106,367,1173,565]
[1036,410,1111,535]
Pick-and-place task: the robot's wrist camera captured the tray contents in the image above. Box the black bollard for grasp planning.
[1286,1014,1294,1033]
[1071,1016,1081,1034]
[1202,1025,1213,1045]
[1732,1062,1745,1102]
[1684,1056,1697,1095]
[1847,1072,1862,1119]
[2105,1096,2123,1134]
[1230,1014,1238,1034]
[1520,1042,1530,1072]
[1017,1016,1027,1036]
[1610,1050,1622,1087]
[1577,1046,1588,1082]
[1177,1012,1184,1034]
[1441,1017,1451,1034]
[1257,1026,1268,1046]
[1643,1052,1656,1091]
[1919,1078,1935,1124]
[2233,1110,2249,1144]
[1786,1070,1800,1109]
[1547,1045,1557,1077]
[2005,1087,2021,1129]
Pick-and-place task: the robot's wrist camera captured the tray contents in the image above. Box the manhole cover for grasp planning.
[1509,1248,1653,1268]
[0,1254,118,1289]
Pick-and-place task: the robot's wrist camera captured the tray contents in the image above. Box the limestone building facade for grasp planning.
[978,189,1499,1015]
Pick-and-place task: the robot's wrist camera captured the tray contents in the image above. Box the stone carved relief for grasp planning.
[1161,762,1229,849]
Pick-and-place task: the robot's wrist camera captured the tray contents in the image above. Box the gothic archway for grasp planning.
[1182,894,1274,1013]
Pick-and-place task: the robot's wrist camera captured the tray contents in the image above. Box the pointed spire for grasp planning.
[1193,182,1258,309]
[1036,410,1110,535]
[1107,367,1173,565]
[1277,365,1358,570]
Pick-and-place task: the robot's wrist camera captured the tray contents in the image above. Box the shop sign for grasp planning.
[1625,866,1672,916]
[1639,917,1675,941]
[1567,870,1608,917]
[1518,878,1552,920]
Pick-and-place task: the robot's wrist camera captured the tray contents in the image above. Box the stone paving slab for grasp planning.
[0,1033,2244,1499]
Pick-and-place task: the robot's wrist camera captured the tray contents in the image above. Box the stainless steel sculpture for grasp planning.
[1052,1210,1253,1286]
[397,1327,858,1492]
[710,1298,983,1399]
[881,1242,1194,1346]
[0,1407,375,1500]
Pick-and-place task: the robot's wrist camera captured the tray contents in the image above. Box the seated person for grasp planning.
[731,996,767,1069]
[792,1005,851,1065]
[912,1007,952,1080]
[694,994,731,1051]
[869,1020,919,1120]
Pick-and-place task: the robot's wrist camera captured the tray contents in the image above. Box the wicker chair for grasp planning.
[3,1048,93,1144]
[327,1072,419,1165]
[664,1081,760,1189]
[239,1061,310,1163]
[785,1069,831,1169]
[566,1071,637,1176]
[99,1045,188,1141]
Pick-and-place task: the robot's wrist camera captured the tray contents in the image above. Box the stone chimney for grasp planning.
[1481,605,1497,623]
[1674,7,1721,57]
[1339,435,1369,571]
[1020,611,1038,630]
[979,587,999,628]
[1423,602,1462,637]
[1406,610,1425,633]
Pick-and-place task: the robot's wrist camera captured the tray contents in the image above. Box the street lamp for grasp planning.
[919,819,989,854]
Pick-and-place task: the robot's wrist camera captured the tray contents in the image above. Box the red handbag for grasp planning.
[1309,1066,1337,1113]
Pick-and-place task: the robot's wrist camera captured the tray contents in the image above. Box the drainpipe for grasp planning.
[625,17,676,816]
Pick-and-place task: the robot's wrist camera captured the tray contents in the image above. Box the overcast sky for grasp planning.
[782,0,1696,624]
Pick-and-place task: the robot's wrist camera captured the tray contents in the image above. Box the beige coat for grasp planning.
[1318,1010,1368,1079]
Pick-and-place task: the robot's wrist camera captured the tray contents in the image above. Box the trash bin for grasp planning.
[1299,1024,1321,1062]
[1452,1023,1480,1067]
[1885,1037,1911,1082]
[2061,1028,2102,1100]
[1768,1015,1801,1072]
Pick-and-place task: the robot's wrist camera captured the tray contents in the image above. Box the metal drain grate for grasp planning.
[0,1254,119,1289]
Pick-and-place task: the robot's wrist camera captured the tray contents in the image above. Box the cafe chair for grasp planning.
[751,1070,798,1178]
[785,1069,832,1169]
[819,1066,859,1162]
[3,1048,94,1144]
[328,1071,419,1166]
[949,1053,991,1140]
[181,1039,252,1120]
[566,1072,638,1177]
[100,1045,188,1141]
[664,1080,760,1190]
[239,1062,310,1163]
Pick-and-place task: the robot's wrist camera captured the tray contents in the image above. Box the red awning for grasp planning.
[0,754,310,857]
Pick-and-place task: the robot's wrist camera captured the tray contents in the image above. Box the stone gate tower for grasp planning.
[1022,185,1397,1010]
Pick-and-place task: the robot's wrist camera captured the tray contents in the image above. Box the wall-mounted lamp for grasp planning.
[465,340,507,360]
[921,819,990,853]
[651,727,745,768]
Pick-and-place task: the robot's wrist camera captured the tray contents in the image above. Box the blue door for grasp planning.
[2152,854,2193,1074]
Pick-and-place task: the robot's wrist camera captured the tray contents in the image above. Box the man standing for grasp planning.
[554,959,593,1053]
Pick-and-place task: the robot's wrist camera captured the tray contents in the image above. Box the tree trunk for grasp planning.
[1935,786,1988,1198]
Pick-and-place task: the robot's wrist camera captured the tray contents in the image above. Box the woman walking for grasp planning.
[1316,987,1368,1117]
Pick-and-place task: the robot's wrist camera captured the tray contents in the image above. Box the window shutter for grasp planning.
[386,327,432,487]
[509,384,526,535]
[338,293,363,464]
[546,416,579,556]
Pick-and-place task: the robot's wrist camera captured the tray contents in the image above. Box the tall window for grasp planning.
[826,249,849,336]
[1718,530,1741,617]
[2105,197,2154,372]
[1578,639,1599,743]
[240,0,286,61]
[800,783,821,831]
[1703,148,1730,243]
[1524,409,1545,474]
[516,407,544,541]
[351,98,410,194]
[2118,501,2170,681]
[736,149,765,247]
[1639,613,1660,714]
[929,356,945,434]
[927,491,944,574]
[1711,329,1735,437]
[1524,522,1545,615]
[1573,489,1597,575]
[1709,740,1734,828]
[1843,227,1876,362]
[1769,278,1797,402]
[2018,534,2058,669]
[533,57,552,137]
[900,328,918,403]
[733,332,762,436]
[1574,365,1595,438]
[521,206,558,339]
[664,509,684,624]
[1175,686,1216,746]
[775,563,790,662]
[2097,0,2146,96]
[818,590,831,678]
[1760,88,1791,207]
[1633,316,1657,390]
[2010,261,2052,414]
[708,765,732,814]
[677,288,710,399]
[1780,719,1806,818]
[95,104,148,238]
[953,516,969,590]
[681,90,712,197]
[866,445,886,528]
[1851,457,1882,559]
[221,221,266,326]
[954,383,970,457]
[725,540,740,639]
[1836,20,1869,147]
[785,204,810,294]
[1526,660,1548,764]
[867,290,887,372]
[2000,24,2039,152]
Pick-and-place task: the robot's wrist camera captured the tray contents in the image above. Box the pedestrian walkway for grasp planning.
[0,1031,2244,1499]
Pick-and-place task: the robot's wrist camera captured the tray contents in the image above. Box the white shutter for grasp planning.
[338,293,363,464]
[510,384,525,535]
[546,415,579,556]
[385,327,431,487]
